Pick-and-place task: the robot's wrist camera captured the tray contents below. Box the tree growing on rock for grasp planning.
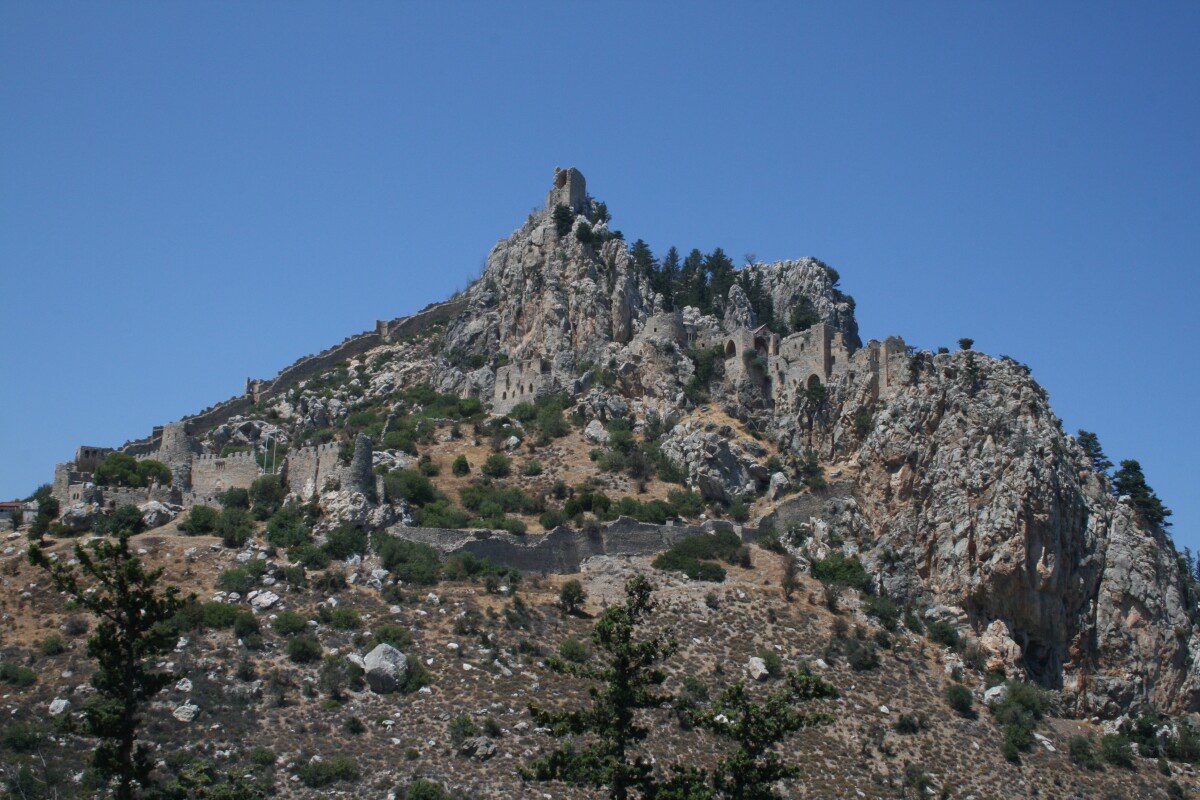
[525,575,677,799]
[1076,430,1113,475]
[1113,459,1172,527]
[29,532,185,799]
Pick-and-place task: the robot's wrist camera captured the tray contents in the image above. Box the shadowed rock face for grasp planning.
[785,349,1198,715]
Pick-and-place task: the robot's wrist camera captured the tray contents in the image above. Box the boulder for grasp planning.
[173,703,199,723]
[138,501,178,529]
[584,419,609,444]
[364,643,408,693]
[746,656,769,682]
[48,697,70,716]
[768,471,791,500]
[59,503,97,532]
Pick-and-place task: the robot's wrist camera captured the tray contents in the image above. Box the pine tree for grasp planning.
[526,575,677,799]
[658,247,680,311]
[677,249,707,311]
[705,248,736,314]
[691,672,837,799]
[630,239,657,275]
[29,532,185,799]
[1075,430,1113,474]
[1113,459,1172,527]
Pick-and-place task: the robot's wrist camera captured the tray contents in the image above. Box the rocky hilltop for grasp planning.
[19,166,1193,731]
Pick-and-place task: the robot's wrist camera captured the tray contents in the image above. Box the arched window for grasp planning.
[725,340,737,358]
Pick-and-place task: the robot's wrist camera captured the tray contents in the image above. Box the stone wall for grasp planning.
[73,446,114,472]
[493,357,556,414]
[283,442,343,500]
[190,451,265,496]
[112,298,465,455]
[384,517,761,575]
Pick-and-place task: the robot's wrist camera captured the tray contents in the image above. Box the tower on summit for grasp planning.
[545,167,586,213]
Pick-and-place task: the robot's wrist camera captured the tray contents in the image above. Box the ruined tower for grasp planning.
[158,421,195,490]
[346,434,375,498]
[545,167,587,213]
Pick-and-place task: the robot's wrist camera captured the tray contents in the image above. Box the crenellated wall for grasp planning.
[190,451,265,495]
[283,442,343,500]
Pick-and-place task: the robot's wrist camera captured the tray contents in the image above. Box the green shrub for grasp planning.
[375,534,442,585]
[273,611,308,636]
[179,504,218,535]
[925,619,960,649]
[451,455,470,476]
[372,624,412,649]
[217,567,253,594]
[0,663,36,689]
[93,504,147,535]
[297,755,359,787]
[522,459,543,476]
[286,636,322,663]
[1,721,41,752]
[758,648,783,677]
[385,468,441,507]
[652,548,727,582]
[216,506,254,548]
[233,611,260,640]
[403,778,454,800]
[846,639,880,671]
[1069,735,1101,770]
[248,474,286,519]
[558,638,589,663]
[323,523,368,560]
[414,499,473,529]
[539,508,568,529]
[666,488,705,518]
[93,453,171,488]
[509,402,536,421]
[249,746,276,767]
[1101,733,1135,768]
[37,635,66,656]
[946,684,974,717]
[810,552,870,591]
[220,487,250,509]
[289,542,331,570]
[265,505,310,548]
[316,606,361,630]
[863,595,899,631]
[481,454,512,478]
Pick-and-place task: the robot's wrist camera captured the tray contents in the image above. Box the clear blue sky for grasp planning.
[2,4,1197,546]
